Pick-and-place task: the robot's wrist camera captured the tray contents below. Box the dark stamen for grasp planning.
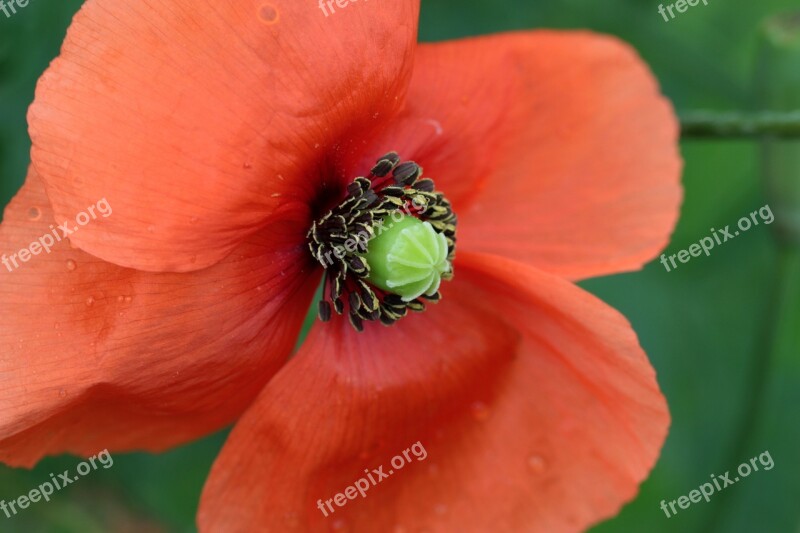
[306,152,457,331]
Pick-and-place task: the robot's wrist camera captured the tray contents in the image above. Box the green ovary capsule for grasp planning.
[363,215,451,302]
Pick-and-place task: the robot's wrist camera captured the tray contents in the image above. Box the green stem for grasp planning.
[680,111,800,139]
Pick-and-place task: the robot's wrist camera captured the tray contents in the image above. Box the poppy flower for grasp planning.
[0,0,682,531]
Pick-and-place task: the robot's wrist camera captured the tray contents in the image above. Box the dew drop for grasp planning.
[28,206,42,221]
[258,3,279,24]
[282,512,299,528]
[124,296,132,304]
[65,260,77,271]
[58,389,67,398]
[54,322,60,330]
[470,401,490,422]
[527,455,546,473]
[117,296,125,303]
[147,225,155,233]
[85,296,95,307]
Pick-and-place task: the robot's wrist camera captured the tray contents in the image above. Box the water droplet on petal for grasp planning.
[85,296,95,307]
[117,296,125,303]
[124,296,132,304]
[470,401,490,422]
[54,322,60,330]
[28,207,42,220]
[282,512,299,528]
[147,225,155,233]
[58,389,67,398]
[65,260,77,271]
[258,4,279,24]
[527,455,546,473]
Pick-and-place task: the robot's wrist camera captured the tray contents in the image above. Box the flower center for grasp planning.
[307,152,457,331]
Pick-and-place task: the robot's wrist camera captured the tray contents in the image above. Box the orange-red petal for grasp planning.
[197,251,669,532]
[29,0,420,272]
[0,169,318,467]
[351,31,682,281]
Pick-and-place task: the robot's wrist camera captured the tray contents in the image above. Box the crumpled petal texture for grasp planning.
[0,169,318,467]
[198,252,669,533]
[29,0,420,272]
[346,31,682,281]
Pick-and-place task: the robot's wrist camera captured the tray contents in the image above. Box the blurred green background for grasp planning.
[1,0,798,531]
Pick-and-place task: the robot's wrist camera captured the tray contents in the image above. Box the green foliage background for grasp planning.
[0,0,798,531]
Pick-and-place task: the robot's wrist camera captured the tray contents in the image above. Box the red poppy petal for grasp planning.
[197,251,669,532]
[29,0,420,272]
[352,31,682,281]
[0,169,318,467]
